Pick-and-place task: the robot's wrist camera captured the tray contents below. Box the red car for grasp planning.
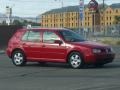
[6,28,115,68]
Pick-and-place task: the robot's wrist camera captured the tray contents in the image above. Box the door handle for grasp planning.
[22,43,31,47]
[42,45,46,47]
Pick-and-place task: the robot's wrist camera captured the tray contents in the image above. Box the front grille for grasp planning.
[101,48,111,53]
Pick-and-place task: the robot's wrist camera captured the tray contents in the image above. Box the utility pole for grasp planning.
[79,0,84,35]
[103,0,105,35]
[88,0,98,35]
[60,0,63,28]
[54,0,63,28]
[103,0,105,8]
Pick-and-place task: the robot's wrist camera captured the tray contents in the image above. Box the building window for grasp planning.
[106,17,108,20]
[76,18,78,20]
[72,23,74,27]
[110,11,111,14]
[107,22,108,25]
[110,22,111,25]
[72,13,74,16]
[101,17,103,21]
[110,17,111,20]
[72,17,74,21]
[88,22,89,26]
[88,17,89,20]
[116,10,118,13]
[76,23,77,27]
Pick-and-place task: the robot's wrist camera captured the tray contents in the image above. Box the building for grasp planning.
[41,3,120,30]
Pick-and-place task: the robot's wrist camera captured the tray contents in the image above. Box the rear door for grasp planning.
[21,30,43,60]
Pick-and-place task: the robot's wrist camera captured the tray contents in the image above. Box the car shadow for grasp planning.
[26,62,71,69]
[25,62,120,69]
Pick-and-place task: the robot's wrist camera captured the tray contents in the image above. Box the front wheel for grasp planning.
[68,52,84,69]
[12,50,26,66]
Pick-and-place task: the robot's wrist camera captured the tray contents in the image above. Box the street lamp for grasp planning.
[6,6,12,25]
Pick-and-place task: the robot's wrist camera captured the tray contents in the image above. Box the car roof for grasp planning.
[19,27,70,31]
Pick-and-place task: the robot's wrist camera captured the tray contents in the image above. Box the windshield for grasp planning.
[59,30,85,42]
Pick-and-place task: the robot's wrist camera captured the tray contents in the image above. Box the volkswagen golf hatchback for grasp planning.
[6,28,115,68]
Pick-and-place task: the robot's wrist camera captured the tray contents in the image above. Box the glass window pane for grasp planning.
[22,31,29,41]
[43,31,60,43]
[27,31,41,42]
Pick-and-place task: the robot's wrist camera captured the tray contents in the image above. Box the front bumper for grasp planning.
[84,53,115,64]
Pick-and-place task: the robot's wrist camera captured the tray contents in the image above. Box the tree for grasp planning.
[114,16,120,24]
[13,20,23,25]
[1,21,7,25]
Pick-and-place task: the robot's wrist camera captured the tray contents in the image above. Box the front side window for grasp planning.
[22,30,41,42]
[59,30,85,42]
[43,31,60,43]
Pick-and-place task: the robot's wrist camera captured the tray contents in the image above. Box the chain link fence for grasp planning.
[75,24,120,39]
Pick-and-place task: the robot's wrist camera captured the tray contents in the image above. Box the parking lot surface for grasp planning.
[0,46,120,90]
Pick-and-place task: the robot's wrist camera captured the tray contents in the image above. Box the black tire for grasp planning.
[68,52,84,69]
[12,50,26,66]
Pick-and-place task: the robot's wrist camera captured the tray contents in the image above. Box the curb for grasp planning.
[0,50,5,54]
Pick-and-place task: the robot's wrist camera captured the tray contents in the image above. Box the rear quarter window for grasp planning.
[22,31,29,41]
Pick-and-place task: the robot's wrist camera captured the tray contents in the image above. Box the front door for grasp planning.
[41,31,67,62]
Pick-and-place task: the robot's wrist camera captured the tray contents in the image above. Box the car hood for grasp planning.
[71,41,110,48]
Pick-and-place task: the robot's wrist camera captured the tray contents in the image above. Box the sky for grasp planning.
[0,0,120,17]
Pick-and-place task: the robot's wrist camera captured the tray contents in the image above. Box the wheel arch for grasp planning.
[11,48,25,58]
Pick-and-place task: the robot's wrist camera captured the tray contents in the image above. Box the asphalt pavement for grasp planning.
[0,46,120,90]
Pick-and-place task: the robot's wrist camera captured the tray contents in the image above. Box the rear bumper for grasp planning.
[84,53,115,64]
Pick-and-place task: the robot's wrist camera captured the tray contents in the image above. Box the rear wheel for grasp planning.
[68,52,84,69]
[12,50,26,66]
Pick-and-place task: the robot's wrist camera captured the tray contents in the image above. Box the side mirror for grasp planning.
[54,40,63,45]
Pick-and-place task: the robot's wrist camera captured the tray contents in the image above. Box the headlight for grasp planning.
[93,49,102,53]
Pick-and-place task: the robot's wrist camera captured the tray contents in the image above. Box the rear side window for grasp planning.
[22,30,41,42]
[22,31,29,41]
